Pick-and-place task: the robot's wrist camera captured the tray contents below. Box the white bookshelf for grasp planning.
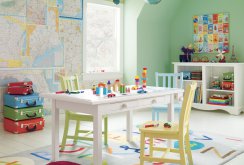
[173,62,244,115]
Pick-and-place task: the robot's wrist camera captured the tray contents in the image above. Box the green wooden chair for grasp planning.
[59,74,108,151]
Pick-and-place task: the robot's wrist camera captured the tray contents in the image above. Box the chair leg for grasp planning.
[149,136,153,157]
[73,120,80,144]
[60,113,70,151]
[185,133,193,165]
[140,132,145,165]
[104,116,108,146]
[179,138,187,165]
[152,110,155,121]
[156,112,160,121]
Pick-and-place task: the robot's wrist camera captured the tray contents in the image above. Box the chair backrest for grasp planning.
[179,82,197,135]
[59,74,79,91]
[155,72,183,88]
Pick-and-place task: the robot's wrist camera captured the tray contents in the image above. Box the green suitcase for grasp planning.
[3,106,44,121]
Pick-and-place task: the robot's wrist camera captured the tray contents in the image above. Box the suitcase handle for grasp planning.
[26,100,37,107]
[26,125,37,132]
[26,112,37,118]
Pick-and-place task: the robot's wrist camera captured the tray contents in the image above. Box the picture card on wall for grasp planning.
[193,13,229,54]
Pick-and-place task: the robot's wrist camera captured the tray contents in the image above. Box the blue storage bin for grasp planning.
[183,71,191,80]
[4,93,44,109]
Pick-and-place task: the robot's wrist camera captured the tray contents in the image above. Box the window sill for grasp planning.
[82,72,123,81]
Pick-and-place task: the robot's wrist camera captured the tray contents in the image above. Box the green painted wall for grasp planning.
[170,0,244,70]
[138,0,182,85]
[124,0,144,85]
[124,0,182,85]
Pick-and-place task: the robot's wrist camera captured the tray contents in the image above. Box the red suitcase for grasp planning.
[7,81,33,95]
[4,117,45,134]
[8,81,33,87]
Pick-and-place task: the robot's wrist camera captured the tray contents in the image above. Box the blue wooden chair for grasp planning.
[152,72,184,121]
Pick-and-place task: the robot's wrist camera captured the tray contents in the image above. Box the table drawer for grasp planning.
[137,96,169,107]
[100,100,138,113]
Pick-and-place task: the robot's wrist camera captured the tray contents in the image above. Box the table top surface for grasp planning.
[41,86,184,105]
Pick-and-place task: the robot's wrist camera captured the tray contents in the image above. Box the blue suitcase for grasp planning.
[4,93,44,109]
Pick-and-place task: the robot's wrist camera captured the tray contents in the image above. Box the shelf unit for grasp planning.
[173,62,244,115]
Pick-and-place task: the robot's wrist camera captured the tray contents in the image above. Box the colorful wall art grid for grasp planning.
[193,13,229,53]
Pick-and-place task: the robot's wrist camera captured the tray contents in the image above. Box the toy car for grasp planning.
[137,87,147,94]
[107,93,116,98]
[164,122,171,128]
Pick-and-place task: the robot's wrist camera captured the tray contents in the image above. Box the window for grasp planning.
[83,0,123,77]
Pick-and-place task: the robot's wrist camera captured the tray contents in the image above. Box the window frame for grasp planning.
[83,0,124,81]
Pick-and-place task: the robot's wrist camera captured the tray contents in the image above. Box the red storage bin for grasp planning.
[221,81,234,90]
[7,81,33,95]
[4,117,45,134]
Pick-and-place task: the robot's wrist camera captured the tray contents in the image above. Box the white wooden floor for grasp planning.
[0,109,244,164]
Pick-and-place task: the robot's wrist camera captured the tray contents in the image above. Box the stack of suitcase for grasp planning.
[3,81,45,134]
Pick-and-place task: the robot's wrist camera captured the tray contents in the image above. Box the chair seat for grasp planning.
[139,121,179,135]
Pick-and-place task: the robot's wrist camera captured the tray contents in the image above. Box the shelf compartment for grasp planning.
[206,89,234,93]
[183,80,202,83]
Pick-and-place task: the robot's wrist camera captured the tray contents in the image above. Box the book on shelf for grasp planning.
[194,84,202,103]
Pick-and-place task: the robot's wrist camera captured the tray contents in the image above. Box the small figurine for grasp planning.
[179,44,195,62]
[216,49,226,63]
[230,45,238,63]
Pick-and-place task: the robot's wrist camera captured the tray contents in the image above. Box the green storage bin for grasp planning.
[3,106,44,121]
[223,72,234,82]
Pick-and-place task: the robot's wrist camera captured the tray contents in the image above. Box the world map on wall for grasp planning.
[0,0,83,115]
[0,0,64,68]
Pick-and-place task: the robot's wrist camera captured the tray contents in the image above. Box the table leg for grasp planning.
[52,100,59,161]
[126,110,133,142]
[93,112,103,165]
[167,94,175,147]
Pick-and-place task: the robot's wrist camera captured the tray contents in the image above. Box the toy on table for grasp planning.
[113,79,121,92]
[142,67,147,88]
[137,87,147,94]
[96,82,107,96]
[126,87,130,93]
[135,75,140,89]
[107,93,116,98]
[163,122,171,128]
[92,85,96,94]
[107,80,112,93]
[145,123,159,128]
[216,49,226,63]
[120,84,126,93]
